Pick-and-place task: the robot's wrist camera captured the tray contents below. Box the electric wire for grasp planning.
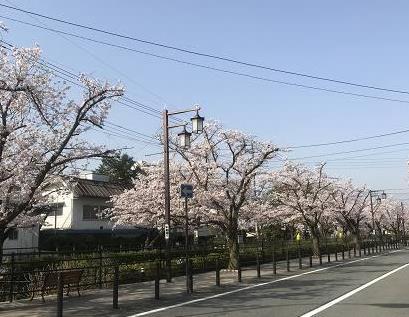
[2,14,409,105]
[1,3,409,96]
[99,127,161,147]
[105,121,158,141]
[3,0,169,106]
[0,40,182,123]
[288,128,409,149]
[4,27,409,170]
[0,40,165,145]
[289,142,409,161]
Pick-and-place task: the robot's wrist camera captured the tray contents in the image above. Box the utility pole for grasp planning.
[369,190,375,234]
[401,202,406,246]
[369,190,387,236]
[163,110,172,282]
[184,196,190,294]
[401,202,405,243]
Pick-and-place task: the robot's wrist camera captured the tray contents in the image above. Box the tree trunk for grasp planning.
[351,232,361,252]
[311,234,321,257]
[226,230,239,270]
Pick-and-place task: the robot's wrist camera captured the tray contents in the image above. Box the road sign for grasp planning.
[164,224,170,240]
[180,184,193,198]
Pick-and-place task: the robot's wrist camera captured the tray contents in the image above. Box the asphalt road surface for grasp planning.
[132,249,409,317]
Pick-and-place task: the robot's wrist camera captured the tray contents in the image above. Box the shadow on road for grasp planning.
[369,303,409,309]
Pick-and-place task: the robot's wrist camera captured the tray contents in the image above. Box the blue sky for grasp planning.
[2,0,409,198]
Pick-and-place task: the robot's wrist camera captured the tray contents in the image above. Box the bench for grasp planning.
[31,270,83,302]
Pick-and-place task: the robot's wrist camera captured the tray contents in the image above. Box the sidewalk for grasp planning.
[0,249,392,317]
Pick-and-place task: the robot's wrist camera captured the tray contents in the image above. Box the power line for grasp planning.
[3,0,169,106]
[328,166,404,170]
[0,40,180,124]
[4,26,409,171]
[288,128,409,149]
[1,3,409,96]
[321,148,409,162]
[326,157,408,162]
[99,127,161,147]
[290,142,409,160]
[276,156,409,164]
[3,15,409,106]
[105,121,158,141]
[271,159,408,168]
[0,40,167,146]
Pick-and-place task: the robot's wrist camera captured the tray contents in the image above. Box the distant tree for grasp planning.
[271,163,335,256]
[331,180,370,251]
[95,153,142,185]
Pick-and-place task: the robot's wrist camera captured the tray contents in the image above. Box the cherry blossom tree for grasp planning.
[111,121,280,268]
[271,163,335,255]
[0,40,124,256]
[377,198,405,239]
[110,161,189,228]
[331,181,370,250]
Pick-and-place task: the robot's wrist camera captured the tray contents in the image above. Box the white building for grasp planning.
[42,172,126,232]
[2,173,130,253]
[2,225,40,254]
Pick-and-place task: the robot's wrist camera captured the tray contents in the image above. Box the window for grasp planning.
[51,203,64,216]
[83,205,99,220]
[8,229,18,240]
[82,205,110,220]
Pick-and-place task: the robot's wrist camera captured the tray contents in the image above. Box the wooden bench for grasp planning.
[31,270,83,302]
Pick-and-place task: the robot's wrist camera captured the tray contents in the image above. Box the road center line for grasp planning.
[128,253,390,317]
[299,260,409,317]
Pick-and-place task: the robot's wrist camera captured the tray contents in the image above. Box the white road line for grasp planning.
[128,253,386,317]
[299,261,409,317]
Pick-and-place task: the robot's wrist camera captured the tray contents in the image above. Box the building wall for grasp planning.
[71,197,114,230]
[3,225,39,253]
[42,192,74,229]
[42,184,131,232]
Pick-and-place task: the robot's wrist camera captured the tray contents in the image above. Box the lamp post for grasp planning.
[401,202,406,246]
[162,106,204,282]
[369,190,387,235]
[369,190,387,251]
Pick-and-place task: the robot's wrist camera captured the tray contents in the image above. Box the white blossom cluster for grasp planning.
[0,42,124,237]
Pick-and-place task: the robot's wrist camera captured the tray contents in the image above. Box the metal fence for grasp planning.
[0,236,404,304]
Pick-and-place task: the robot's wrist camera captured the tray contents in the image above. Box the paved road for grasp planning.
[1,248,408,316]
[137,249,409,317]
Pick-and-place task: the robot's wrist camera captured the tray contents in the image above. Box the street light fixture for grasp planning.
[369,189,387,238]
[162,105,204,282]
[178,126,192,149]
[191,110,205,134]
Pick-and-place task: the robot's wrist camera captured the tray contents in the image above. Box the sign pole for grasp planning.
[185,196,191,294]
[180,183,194,294]
[163,110,172,283]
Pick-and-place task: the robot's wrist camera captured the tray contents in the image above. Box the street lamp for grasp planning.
[369,189,387,241]
[177,126,192,149]
[401,202,407,246]
[162,105,204,282]
[191,110,205,134]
